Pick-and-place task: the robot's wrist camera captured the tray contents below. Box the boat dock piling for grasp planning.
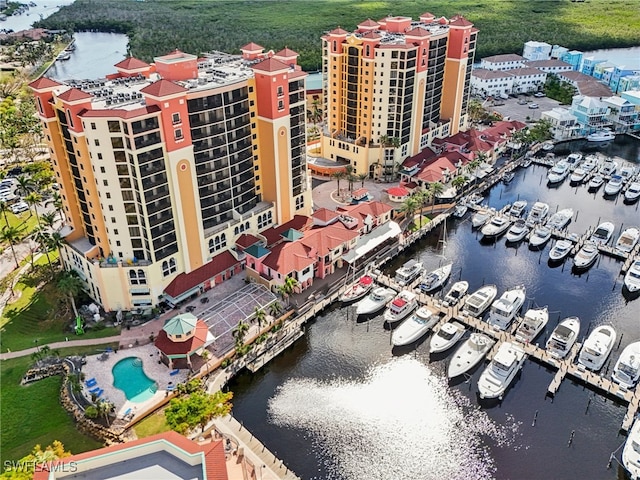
[373,271,640,432]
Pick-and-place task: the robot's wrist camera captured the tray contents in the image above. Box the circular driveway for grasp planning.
[311,177,403,211]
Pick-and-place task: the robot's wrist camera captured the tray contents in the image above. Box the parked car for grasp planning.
[528,103,539,109]
[517,99,528,105]
[534,92,546,98]
[11,201,29,214]
[0,190,17,202]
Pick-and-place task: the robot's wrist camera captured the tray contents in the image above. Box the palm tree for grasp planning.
[0,225,21,269]
[379,135,400,183]
[428,181,445,213]
[40,211,58,231]
[452,175,468,193]
[357,173,368,188]
[466,159,482,186]
[400,195,419,227]
[269,301,283,318]
[331,170,346,194]
[232,320,250,346]
[277,276,298,305]
[57,270,83,319]
[347,174,357,192]
[48,231,66,268]
[24,191,42,221]
[253,307,267,329]
[96,400,114,426]
[50,191,64,225]
[0,200,10,228]
[15,175,35,198]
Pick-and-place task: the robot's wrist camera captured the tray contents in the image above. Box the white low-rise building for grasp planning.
[524,59,573,75]
[602,96,640,133]
[509,67,547,93]
[523,41,552,61]
[541,107,581,140]
[480,54,526,71]
[471,69,515,98]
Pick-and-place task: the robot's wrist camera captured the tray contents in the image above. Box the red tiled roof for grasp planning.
[360,31,381,39]
[79,105,162,119]
[141,79,187,97]
[351,188,368,198]
[405,27,431,38]
[235,233,261,249]
[262,215,312,247]
[114,57,150,70]
[312,207,340,223]
[154,319,208,356]
[387,186,409,197]
[261,240,314,274]
[241,42,264,51]
[252,57,290,73]
[275,47,298,58]
[471,69,514,80]
[164,251,239,298]
[337,201,392,220]
[301,223,360,254]
[329,27,348,35]
[33,432,228,480]
[29,76,61,90]
[358,18,379,27]
[57,88,92,102]
[449,15,473,27]
[483,53,525,63]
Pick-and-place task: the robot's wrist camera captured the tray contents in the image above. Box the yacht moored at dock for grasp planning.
[612,341,640,389]
[588,174,605,191]
[548,239,573,262]
[442,281,469,307]
[529,226,552,249]
[604,175,624,196]
[487,285,526,331]
[462,284,498,317]
[355,287,396,316]
[514,307,549,343]
[590,221,615,246]
[447,333,495,379]
[615,227,640,254]
[547,161,570,184]
[418,263,452,293]
[525,202,549,227]
[391,306,438,347]
[508,200,527,218]
[480,215,511,239]
[477,341,526,400]
[577,325,616,372]
[547,208,574,230]
[340,275,374,303]
[587,128,615,142]
[624,182,640,203]
[505,219,529,243]
[383,290,418,325]
[624,259,640,292]
[429,321,466,354]
[622,417,640,480]
[573,242,599,271]
[394,259,424,287]
[546,316,580,359]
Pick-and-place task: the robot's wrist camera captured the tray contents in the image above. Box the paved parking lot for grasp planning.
[484,95,562,123]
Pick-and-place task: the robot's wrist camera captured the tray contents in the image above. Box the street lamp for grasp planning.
[34,339,40,352]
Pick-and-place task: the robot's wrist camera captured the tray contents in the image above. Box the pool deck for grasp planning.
[81,343,189,419]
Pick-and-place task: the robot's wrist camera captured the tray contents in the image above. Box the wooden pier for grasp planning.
[373,272,640,432]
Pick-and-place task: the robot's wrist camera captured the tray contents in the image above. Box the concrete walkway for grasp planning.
[0,335,121,360]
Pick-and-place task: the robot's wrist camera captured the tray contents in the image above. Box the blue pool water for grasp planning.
[112,357,158,403]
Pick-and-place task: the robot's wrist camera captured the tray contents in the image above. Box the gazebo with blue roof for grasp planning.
[154,313,214,369]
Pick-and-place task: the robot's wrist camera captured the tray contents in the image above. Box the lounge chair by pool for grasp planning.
[89,386,100,394]
[169,369,180,376]
[85,378,97,387]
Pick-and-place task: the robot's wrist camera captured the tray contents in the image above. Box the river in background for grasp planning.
[229,135,640,480]
[45,32,128,81]
[0,0,74,32]
[582,47,640,70]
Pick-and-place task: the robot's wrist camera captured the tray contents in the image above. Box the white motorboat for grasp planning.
[546,316,580,359]
[589,221,615,245]
[547,208,574,230]
[588,174,605,190]
[429,321,466,354]
[569,167,587,183]
[529,225,552,249]
[467,193,484,205]
[599,159,618,176]
[477,342,526,400]
[447,333,496,378]
[480,215,511,239]
[383,290,418,324]
[508,200,527,218]
[418,263,452,293]
[615,227,640,254]
[522,157,533,168]
[394,259,424,286]
[442,281,469,307]
[604,175,624,196]
[577,325,616,372]
[587,128,615,142]
[340,275,374,303]
[622,416,640,480]
[514,307,549,343]
[542,141,554,151]
[548,239,573,262]
[502,171,515,184]
[573,242,599,271]
[625,182,640,203]
[581,155,597,172]
[624,259,640,293]
[391,306,438,347]
[505,219,529,243]
[355,287,396,316]
[462,284,498,317]
[453,204,468,218]
[566,152,583,167]
[487,285,526,331]
[619,165,636,181]
[525,202,549,227]
[547,161,570,184]
[471,209,494,228]
[612,341,640,389]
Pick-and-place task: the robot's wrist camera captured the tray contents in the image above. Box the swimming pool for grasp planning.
[112,357,158,403]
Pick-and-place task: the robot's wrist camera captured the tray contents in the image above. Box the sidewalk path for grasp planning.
[0,335,121,360]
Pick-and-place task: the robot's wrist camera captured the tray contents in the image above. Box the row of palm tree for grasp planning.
[399,181,446,229]
[331,166,369,194]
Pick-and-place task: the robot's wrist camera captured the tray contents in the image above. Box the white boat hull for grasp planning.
[546,317,580,359]
[612,341,640,389]
[623,417,640,480]
[577,325,616,372]
[477,342,526,400]
[391,307,438,346]
[429,321,466,353]
[447,333,495,378]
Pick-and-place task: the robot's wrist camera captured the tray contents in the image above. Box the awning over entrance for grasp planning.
[342,221,401,264]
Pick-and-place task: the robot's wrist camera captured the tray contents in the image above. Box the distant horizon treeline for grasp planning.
[34,0,640,71]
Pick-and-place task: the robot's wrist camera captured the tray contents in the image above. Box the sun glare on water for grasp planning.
[268,357,518,480]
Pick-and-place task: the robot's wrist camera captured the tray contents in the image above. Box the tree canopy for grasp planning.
[165,389,233,435]
[0,441,71,480]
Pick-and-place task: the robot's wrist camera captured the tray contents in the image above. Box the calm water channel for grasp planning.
[229,136,640,480]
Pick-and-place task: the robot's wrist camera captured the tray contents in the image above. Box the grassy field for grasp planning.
[0,256,120,353]
[35,0,640,71]
[0,344,118,467]
[133,410,171,438]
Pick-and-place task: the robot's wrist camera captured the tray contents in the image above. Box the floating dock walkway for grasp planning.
[374,271,640,432]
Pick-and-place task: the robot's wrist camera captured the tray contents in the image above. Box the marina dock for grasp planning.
[373,271,640,432]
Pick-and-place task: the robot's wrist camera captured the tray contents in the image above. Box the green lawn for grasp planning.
[0,345,118,467]
[133,410,171,439]
[36,0,640,71]
[0,257,120,353]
